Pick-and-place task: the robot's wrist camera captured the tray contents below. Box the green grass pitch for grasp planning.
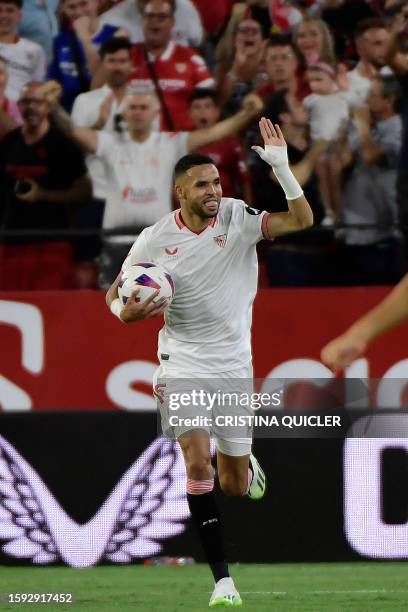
[1,563,407,611]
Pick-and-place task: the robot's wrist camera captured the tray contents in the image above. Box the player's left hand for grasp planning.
[252,117,288,168]
[15,179,42,204]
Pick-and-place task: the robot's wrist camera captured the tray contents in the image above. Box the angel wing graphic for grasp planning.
[0,435,190,567]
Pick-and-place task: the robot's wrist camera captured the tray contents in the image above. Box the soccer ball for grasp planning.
[118,263,175,309]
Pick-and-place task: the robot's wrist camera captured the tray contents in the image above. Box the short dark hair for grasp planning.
[0,0,22,7]
[189,88,218,106]
[174,154,215,180]
[373,74,403,111]
[355,18,386,38]
[99,36,133,59]
[266,34,303,66]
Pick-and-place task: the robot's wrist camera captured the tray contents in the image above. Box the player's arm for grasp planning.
[252,118,313,237]
[321,274,408,371]
[187,93,263,152]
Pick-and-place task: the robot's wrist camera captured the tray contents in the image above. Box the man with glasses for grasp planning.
[129,0,214,130]
[0,82,92,289]
[99,0,203,49]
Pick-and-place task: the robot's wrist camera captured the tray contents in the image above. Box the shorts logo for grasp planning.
[214,234,227,248]
[165,247,178,256]
[153,383,166,404]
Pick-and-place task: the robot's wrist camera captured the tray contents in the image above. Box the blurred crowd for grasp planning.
[0,0,407,289]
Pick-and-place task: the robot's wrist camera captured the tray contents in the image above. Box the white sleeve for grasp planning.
[232,199,273,245]
[32,44,46,81]
[122,230,152,271]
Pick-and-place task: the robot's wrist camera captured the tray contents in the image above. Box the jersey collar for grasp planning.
[174,209,217,234]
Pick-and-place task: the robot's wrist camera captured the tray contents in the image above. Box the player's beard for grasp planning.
[191,197,220,219]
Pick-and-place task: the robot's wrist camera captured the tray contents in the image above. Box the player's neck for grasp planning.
[180,209,212,233]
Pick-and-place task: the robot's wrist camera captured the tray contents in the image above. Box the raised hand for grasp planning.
[252,117,288,168]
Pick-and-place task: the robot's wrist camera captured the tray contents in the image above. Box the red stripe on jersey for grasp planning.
[261,212,274,241]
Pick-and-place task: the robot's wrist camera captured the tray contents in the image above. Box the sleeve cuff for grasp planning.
[261,212,274,241]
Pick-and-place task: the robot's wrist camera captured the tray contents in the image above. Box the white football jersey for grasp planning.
[97,131,188,230]
[0,37,46,100]
[122,198,272,373]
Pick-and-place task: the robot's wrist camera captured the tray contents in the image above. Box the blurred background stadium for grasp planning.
[1,0,408,608]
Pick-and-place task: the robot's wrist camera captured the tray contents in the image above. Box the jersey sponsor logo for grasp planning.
[214,234,227,248]
[175,63,187,73]
[245,206,262,215]
[165,247,178,256]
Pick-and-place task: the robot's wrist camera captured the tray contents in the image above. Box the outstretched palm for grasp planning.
[259,117,286,147]
[252,117,288,168]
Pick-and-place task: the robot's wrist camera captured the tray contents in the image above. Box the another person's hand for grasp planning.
[39,80,62,108]
[242,92,264,116]
[15,179,41,204]
[97,93,115,128]
[321,333,367,372]
[120,289,168,323]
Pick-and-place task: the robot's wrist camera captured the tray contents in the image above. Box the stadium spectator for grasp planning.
[320,0,375,62]
[51,86,262,285]
[0,56,22,136]
[216,17,266,115]
[18,0,58,62]
[346,19,390,105]
[293,17,337,66]
[303,61,355,224]
[99,0,203,47]
[338,75,404,284]
[128,0,214,131]
[71,37,132,203]
[0,82,92,290]
[257,35,309,102]
[72,1,129,77]
[71,37,133,269]
[188,88,253,202]
[191,0,234,36]
[385,2,408,238]
[47,0,93,111]
[0,0,46,100]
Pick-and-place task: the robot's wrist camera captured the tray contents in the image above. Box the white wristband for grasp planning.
[272,165,304,201]
[252,144,303,200]
[110,298,124,321]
